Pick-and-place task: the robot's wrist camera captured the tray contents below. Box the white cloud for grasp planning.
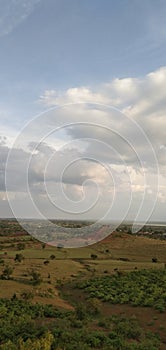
[39,66,166,170]
[1,67,166,222]
[40,66,166,113]
[39,87,109,106]
[39,67,166,220]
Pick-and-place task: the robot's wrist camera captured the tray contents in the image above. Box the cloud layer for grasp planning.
[1,67,166,223]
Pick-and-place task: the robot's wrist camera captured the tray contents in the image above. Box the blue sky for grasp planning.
[0,0,166,230]
[0,0,166,121]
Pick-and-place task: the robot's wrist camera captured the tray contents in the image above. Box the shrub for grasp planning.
[20,290,34,301]
[75,303,87,320]
[43,260,49,265]
[1,265,14,280]
[28,269,42,286]
[14,253,24,263]
[50,254,56,260]
[17,243,25,251]
[90,254,97,260]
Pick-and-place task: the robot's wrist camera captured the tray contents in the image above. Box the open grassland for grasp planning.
[0,230,166,305]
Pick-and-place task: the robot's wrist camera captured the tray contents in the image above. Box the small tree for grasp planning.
[91,254,98,260]
[75,303,87,320]
[43,260,49,265]
[1,265,14,280]
[0,258,4,265]
[14,253,24,263]
[28,269,42,286]
[17,243,25,251]
[50,254,56,260]
[0,340,16,350]
[21,290,34,301]
[87,298,101,315]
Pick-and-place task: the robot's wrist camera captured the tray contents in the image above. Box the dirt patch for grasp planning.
[32,295,74,310]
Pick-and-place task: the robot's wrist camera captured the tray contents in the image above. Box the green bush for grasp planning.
[14,253,24,263]
[1,265,14,280]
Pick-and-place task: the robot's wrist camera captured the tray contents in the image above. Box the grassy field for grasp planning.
[0,222,166,349]
[0,229,166,304]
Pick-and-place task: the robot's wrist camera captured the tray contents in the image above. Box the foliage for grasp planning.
[1,265,14,280]
[28,269,42,286]
[91,254,98,260]
[50,254,56,260]
[0,298,161,350]
[20,290,34,301]
[76,269,166,311]
[14,254,24,263]
[0,332,54,350]
[17,243,26,251]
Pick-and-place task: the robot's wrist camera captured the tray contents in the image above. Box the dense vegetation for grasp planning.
[0,298,161,350]
[76,269,166,312]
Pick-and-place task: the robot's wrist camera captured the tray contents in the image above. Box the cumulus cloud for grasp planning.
[39,87,109,106]
[39,66,166,171]
[1,67,166,221]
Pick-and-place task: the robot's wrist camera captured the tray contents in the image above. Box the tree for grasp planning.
[50,254,56,260]
[91,254,97,260]
[17,243,25,251]
[87,298,101,315]
[1,265,14,280]
[0,340,16,350]
[14,253,24,263]
[20,290,34,301]
[43,260,49,265]
[28,269,42,286]
[75,303,87,320]
[16,332,54,350]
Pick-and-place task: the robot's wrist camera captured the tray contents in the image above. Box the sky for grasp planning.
[0,0,166,229]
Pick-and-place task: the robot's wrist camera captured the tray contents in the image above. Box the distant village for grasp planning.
[116,224,166,239]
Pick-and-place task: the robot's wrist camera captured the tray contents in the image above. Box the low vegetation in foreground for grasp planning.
[0,297,161,350]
